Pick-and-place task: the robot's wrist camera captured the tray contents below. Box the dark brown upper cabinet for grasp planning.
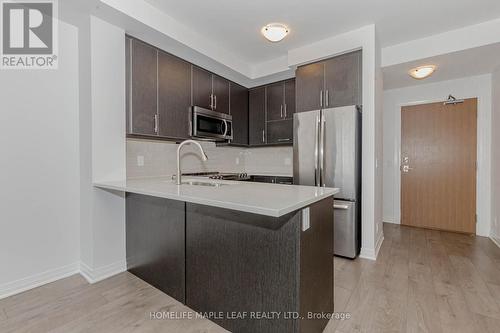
[296,50,362,113]
[128,38,158,136]
[284,79,296,119]
[266,119,293,145]
[248,78,295,147]
[229,83,249,145]
[249,87,266,145]
[324,51,362,108]
[296,61,324,113]
[192,66,230,114]
[192,66,213,110]
[158,51,191,140]
[212,75,230,114]
[266,82,285,121]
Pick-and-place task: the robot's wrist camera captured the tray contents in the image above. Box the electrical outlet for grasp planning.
[137,155,144,167]
[284,157,292,166]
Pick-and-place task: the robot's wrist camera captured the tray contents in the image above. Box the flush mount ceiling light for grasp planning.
[408,65,437,80]
[261,23,289,42]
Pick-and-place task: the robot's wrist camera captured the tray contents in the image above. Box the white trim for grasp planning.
[490,235,500,249]
[383,217,399,224]
[0,262,80,300]
[359,232,384,261]
[79,260,127,284]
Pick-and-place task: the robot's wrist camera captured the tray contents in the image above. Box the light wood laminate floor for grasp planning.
[1,224,500,333]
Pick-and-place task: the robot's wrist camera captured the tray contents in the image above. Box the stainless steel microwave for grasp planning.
[190,106,233,141]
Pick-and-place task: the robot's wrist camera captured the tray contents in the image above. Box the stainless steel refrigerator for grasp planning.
[293,105,362,258]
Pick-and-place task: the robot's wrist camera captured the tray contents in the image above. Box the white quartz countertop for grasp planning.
[94,177,338,217]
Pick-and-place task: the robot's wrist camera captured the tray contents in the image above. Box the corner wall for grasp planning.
[491,69,500,244]
[79,16,127,283]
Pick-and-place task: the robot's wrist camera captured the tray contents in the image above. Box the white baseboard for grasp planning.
[359,232,385,261]
[490,235,500,249]
[79,260,126,284]
[383,217,400,224]
[0,262,80,300]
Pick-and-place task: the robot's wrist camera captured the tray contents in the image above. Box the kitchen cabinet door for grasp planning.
[126,194,186,303]
[130,39,158,136]
[324,50,362,108]
[267,119,293,144]
[284,79,296,119]
[266,81,284,121]
[249,87,266,145]
[192,66,213,110]
[229,83,249,145]
[212,75,230,114]
[296,62,324,113]
[158,51,191,140]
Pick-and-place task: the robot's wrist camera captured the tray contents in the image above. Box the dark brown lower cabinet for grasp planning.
[126,193,186,303]
[126,193,334,333]
[186,198,334,333]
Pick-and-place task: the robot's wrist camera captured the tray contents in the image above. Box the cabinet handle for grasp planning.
[154,114,159,134]
[325,90,329,107]
[214,95,217,110]
[284,104,287,118]
[210,94,213,109]
[278,138,291,142]
[320,90,323,107]
[262,129,265,143]
[280,104,283,118]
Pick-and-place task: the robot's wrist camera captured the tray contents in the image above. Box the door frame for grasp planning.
[391,96,486,235]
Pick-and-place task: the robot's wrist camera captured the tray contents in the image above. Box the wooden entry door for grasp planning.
[401,98,477,234]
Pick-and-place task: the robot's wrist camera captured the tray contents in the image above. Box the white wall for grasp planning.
[78,16,127,282]
[0,20,81,298]
[491,69,500,244]
[383,74,492,236]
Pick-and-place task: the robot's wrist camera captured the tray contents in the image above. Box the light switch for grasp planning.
[284,157,292,166]
[235,157,240,165]
[137,155,144,167]
[302,207,310,231]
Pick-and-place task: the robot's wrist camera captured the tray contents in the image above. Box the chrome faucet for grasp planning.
[176,140,208,185]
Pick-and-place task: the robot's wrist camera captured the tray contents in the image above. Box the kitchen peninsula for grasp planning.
[95,177,338,333]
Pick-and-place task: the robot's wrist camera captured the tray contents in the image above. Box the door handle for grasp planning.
[319,114,326,187]
[334,204,349,210]
[222,119,228,137]
[314,115,320,186]
[401,165,413,173]
[154,114,159,134]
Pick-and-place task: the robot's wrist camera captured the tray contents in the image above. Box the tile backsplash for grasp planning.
[126,139,293,179]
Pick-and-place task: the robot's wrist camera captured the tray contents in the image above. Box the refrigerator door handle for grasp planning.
[314,114,320,186]
[319,112,326,187]
[334,204,349,210]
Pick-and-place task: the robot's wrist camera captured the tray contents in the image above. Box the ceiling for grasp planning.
[383,43,500,90]
[144,0,500,66]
